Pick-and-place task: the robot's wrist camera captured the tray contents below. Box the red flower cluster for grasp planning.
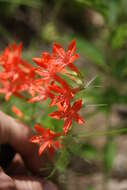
[0,40,85,156]
[0,43,34,100]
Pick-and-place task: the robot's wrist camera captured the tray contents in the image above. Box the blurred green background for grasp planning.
[0,0,127,189]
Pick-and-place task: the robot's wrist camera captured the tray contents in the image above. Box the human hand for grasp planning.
[0,111,58,190]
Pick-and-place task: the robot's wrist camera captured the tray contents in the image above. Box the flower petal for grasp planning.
[68,62,80,74]
[74,114,85,124]
[34,124,45,134]
[52,43,65,57]
[68,39,76,55]
[49,111,63,119]
[39,141,49,156]
[72,99,82,112]
[64,118,72,134]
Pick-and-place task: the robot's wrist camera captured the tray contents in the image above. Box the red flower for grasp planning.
[28,79,54,103]
[32,40,80,85]
[52,39,80,74]
[0,43,22,67]
[50,99,84,134]
[33,54,67,83]
[49,80,74,111]
[32,52,51,69]
[30,124,63,156]
[0,43,35,100]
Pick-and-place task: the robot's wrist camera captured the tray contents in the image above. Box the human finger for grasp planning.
[0,167,16,190]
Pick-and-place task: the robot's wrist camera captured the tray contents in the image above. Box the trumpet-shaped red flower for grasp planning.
[28,79,54,103]
[33,54,67,83]
[32,40,80,84]
[0,43,22,67]
[30,124,63,156]
[49,81,74,111]
[50,99,84,134]
[52,39,80,74]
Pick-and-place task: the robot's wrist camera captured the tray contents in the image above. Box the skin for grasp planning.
[0,111,58,190]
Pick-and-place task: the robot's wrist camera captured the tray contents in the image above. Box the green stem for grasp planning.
[72,127,127,138]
